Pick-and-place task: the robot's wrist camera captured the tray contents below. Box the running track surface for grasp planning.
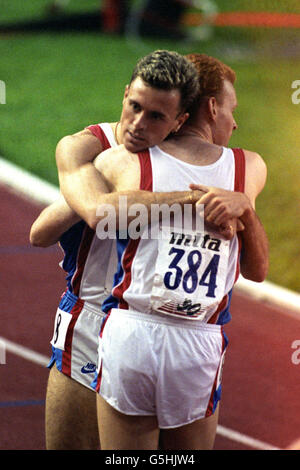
[1,181,300,451]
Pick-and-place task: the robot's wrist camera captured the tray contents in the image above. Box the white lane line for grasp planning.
[236,276,300,317]
[216,425,280,450]
[0,336,49,367]
[0,156,60,205]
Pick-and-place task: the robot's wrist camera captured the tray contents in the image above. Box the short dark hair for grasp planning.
[129,50,200,113]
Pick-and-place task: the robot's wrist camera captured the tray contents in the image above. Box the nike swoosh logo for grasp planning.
[81,363,96,374]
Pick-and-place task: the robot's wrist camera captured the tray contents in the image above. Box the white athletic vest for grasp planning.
[102,145,245,325]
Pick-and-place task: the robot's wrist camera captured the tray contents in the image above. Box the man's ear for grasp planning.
[174,112,189,133]
[207,96,218,122]
[123,84,130,102]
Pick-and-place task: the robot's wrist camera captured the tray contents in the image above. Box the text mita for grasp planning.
[169,231,221,252]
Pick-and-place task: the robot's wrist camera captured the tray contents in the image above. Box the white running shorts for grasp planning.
[49,289,105,390]
[96,308,228,428]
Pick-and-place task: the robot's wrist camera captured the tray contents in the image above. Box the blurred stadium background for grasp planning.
[1,0,300,293]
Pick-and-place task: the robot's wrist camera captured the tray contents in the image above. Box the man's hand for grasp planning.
[189,183,245,240]
[190,183,251,224]
[190,182,268,282]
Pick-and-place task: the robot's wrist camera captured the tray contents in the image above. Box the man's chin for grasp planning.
[124,140,147,153]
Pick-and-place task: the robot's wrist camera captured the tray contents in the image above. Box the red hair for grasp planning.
[185,53,236,115]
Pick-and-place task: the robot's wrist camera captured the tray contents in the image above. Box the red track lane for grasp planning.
[1,182,299,450]
[0,183,65,450]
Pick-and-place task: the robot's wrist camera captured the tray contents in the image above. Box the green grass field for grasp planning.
[1,1,300,292]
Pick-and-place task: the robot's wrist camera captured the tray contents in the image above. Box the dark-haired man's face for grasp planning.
[119,77,189,152]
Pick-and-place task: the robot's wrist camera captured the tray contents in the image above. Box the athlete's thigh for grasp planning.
[45,366,99,450]
[159,404,219,450]
[97,394,159,450]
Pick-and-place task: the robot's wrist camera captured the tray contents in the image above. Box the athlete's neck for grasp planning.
[114,121,121,145]
[175,123,212,144]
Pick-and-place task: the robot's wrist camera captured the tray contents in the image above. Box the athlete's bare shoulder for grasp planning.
[94,144,140,191]
[242,149,267,204]
[56,128,104,170]
[62,128,104,148]
[243,148,265,164]
[243,149,267,179]
[94,144,138,167]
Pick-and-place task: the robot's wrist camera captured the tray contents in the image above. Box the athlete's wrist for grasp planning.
[190,189,205,204]
[240,202,255,225]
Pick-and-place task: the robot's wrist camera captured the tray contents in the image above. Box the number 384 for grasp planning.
[163,247,220,298]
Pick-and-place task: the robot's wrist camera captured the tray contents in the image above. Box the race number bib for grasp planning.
[150,228,230,321]
[50,308,72,350]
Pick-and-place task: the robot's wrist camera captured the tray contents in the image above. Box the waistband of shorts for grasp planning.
[62,289,104,317]
[110,308,222,333]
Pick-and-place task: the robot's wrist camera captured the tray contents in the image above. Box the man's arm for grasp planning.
[30,196,81,247]
[54,138,235,240]
[92,146,235,239]
[190,151,269,282]
[56,134,230,236]
[55,129,110,224]
[30,189,210,250]
[239,150,269,282]
[31,140,207,247]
